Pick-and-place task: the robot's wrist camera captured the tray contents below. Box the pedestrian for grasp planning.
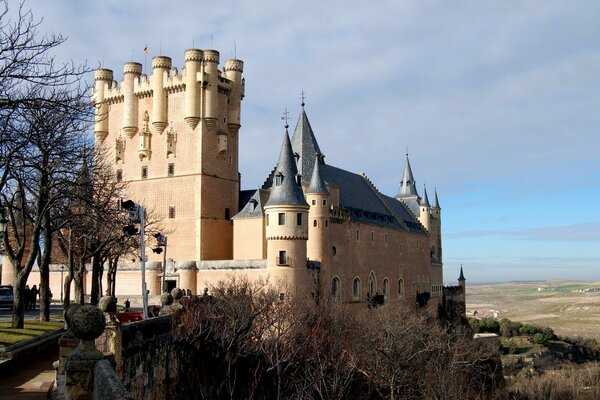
[24,285,31,311]
[30,285,39,310]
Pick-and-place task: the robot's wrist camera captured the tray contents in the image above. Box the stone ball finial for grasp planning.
[98,296,117,313]
[70,305,106,341]
[161,293,174,306]
[171,288,183,300]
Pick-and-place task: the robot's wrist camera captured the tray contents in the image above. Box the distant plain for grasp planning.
[466,280,600,340]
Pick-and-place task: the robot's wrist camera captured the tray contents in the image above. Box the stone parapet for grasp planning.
[199,259,267,270]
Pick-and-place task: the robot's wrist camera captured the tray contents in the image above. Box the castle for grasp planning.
[5,48,464,307]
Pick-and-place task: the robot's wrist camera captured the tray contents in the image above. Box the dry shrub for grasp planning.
[172,278,505,400]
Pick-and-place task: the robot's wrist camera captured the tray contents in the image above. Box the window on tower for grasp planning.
[116,169,123,182]
[141,166,148,179]
[278,250,287,265]
[168,206,176,219]
[296,213,302,226]
[278,213,285,225]
[168,163,174,177]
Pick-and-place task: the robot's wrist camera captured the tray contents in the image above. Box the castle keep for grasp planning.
[6,48,458,306]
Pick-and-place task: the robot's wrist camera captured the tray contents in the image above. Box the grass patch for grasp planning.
[0,319,63,347]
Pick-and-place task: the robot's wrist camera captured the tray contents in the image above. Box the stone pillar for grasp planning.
[64,305,106,400]
[171,288,183,311]
[177,261,197,295]
[158,292,173,316]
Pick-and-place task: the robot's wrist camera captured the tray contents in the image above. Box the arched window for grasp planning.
[352,277,361,300]
[368,272,377,296]
[383,278,389,299]
[331,276,341,299]
[398,279,404,299]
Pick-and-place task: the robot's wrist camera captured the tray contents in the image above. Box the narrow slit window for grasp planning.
[141,166,148,179]
[168,163,175,177]
[168,206,176,219]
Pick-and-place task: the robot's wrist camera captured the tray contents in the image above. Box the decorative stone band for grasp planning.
[266,235,309,240]
[175,260,197,271]
[199,259,267,270]
[203,49,220,64]
[224,59,244,72]
[184,48,204,62]
[152,56,172,70]
[95,68,114,81]
[123,62,143,75]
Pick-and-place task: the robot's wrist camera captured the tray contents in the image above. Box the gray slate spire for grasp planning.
[396,153,419,198]
[306,154,329,194]
[265,130,308,207]
[458,265,466,281]
[432,187,441,209]
[290,109,322,184]
[419,185,430,207]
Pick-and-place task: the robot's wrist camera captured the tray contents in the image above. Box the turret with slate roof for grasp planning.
[306,153,330,263]
[397,153,419,199]
[264,125,309,272]
[418,184,431,232]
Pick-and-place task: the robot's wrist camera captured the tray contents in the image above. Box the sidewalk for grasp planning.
[0,323,63,399]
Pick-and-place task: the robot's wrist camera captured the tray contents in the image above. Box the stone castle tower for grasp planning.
[92,49,244,264]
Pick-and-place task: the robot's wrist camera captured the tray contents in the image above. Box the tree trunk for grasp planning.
[38,212,52,321]
[73,258,85,304]
[11,274,27,329]
[90,253,102,305]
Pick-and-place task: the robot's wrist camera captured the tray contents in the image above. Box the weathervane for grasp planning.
[281,107,290,130]
[300,90,306,108]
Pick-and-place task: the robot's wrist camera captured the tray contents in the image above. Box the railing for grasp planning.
[275,256,293,266]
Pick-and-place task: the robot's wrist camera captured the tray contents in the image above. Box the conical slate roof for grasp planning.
[290,109,322,184]
[265,131,308,207]
[419,185,430,207]
[396,153,419,198]
[306,154,328,194]
[432,187,441,209]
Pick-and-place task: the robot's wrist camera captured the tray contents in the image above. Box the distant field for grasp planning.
[466,280,600,340]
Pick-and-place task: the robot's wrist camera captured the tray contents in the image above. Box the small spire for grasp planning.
[458,265,466,281]
[397,152,419,198]
[432,186,441,209]
[419,184,430,207]
[307,153,329,194]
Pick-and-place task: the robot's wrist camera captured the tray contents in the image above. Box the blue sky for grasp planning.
[10,0,600,282]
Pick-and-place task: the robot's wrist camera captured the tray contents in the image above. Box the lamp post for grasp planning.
[121,200,148,319]
[153,233,168,293]
[60,265,65,302]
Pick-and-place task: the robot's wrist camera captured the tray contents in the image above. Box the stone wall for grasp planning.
[94,359,132,400]
[118,316,178,399]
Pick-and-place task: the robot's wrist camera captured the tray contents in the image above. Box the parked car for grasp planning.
[0,285,14,310]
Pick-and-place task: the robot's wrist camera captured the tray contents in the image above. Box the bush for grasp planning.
[479,317,500,333]
[533,333,546,344]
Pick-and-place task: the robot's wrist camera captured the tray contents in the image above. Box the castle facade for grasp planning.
[6,48,455,306]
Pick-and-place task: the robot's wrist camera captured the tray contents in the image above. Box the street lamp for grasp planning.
[121,199,148,319]
[153,233,168,293]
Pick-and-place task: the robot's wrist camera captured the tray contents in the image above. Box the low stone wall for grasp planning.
[94,359,133,400]
[118,315,178,399]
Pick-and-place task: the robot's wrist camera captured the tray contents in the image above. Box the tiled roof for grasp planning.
[234,189,270,219]
[264,131,308,207]
[290,109,322,184]
[306,156,328,194]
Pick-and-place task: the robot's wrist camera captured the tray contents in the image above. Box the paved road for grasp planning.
[0,304,64,323]
[0,342,58,399]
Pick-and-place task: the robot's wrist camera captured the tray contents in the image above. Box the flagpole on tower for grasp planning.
[143,44,148,75]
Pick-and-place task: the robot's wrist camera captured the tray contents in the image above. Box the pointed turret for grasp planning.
[419,185,430,207]
[290,108,322,184]
[306,153,330,263]
[418,184,431,231]
[265,130,306,207]
[397,153,418,198]
[432,187,441,210]
[458,265,465,282]
[306,154,328,194]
